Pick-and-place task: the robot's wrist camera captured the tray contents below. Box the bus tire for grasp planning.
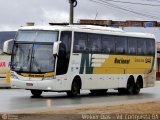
[133,80,142,95]
[67,80,80,97]
[126,76,136,95]
[31,90,43,97]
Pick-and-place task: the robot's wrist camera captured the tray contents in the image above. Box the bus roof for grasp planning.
[20,25,155,39]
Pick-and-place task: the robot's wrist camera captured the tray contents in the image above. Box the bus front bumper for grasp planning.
[10,78,69,91]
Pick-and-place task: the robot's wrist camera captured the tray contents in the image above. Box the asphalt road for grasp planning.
[0,82,160,113]
[0,78,10,88]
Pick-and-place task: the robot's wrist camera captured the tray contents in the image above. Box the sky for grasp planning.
[0,0,160,31]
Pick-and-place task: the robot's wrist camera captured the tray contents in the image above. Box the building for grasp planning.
[79,19,160,27]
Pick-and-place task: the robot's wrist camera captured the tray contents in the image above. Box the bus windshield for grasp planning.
[11,30,58,73]
[16,30,58,42]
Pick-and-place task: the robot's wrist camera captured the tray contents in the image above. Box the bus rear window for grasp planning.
[146,39,155,56]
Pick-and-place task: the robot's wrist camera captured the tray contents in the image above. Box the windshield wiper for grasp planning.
[21,49,31,67]
[30,47,41,73]
[27,49,30,61]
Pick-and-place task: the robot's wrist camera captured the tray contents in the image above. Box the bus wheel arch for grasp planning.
[67,75,82,97]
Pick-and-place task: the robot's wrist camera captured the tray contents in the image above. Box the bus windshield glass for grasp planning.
[11,30,58,73]
[16,30,58,42]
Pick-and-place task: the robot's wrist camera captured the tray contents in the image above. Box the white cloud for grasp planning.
[42,8,69,23]
[0,25,18,31]
[0,0,159,30]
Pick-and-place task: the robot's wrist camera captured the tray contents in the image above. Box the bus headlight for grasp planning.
[42,76,55,80]
[11,74,19,79]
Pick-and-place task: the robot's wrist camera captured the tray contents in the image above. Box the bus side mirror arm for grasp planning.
[53,53,58,58]
[53,41,61,56]
[3,39,14,55]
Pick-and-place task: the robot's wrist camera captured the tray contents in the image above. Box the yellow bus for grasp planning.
[0,31,16,87]
[4,25,156,97]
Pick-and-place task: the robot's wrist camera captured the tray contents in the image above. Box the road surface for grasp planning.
[0,78,10,88]
[0,82,160,113]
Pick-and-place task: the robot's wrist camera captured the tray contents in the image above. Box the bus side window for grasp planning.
[73,32,87,53]
[87,34,101,53]
[128,37,137,55]
[56,31,72,75]
[137,38,147,56]
[78,40,86,51]
[101,35,115,54]
[146,39,155,56]
[115,36,127,54]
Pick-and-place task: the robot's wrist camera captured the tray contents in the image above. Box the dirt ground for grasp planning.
[42,101,160,115]
[4,101,159,120]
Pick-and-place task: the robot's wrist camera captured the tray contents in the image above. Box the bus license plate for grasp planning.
[26,83,33,86]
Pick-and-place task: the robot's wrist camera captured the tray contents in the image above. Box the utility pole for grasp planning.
[69,0,77,25]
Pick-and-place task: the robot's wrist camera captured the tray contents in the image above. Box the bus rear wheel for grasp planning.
[31,90,43,97]
[67,80,80,97]
[133,81,141,94]
[126,76,136,95]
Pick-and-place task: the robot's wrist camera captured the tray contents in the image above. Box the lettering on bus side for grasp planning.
[145,58,151,63]
[80,54,93,74]
[114,58,130,64]
[135,58,151,63]
[135,58,144,63]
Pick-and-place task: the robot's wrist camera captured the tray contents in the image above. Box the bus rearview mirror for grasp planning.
[53,41,61,56]
[3,39,14,55]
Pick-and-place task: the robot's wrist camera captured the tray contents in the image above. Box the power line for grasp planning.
[102,0,160,6]
[140,0,160,3]
[89,0,160,20]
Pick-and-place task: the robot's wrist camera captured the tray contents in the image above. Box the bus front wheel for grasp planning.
[67,80,80,97]
[31,90,43,97]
